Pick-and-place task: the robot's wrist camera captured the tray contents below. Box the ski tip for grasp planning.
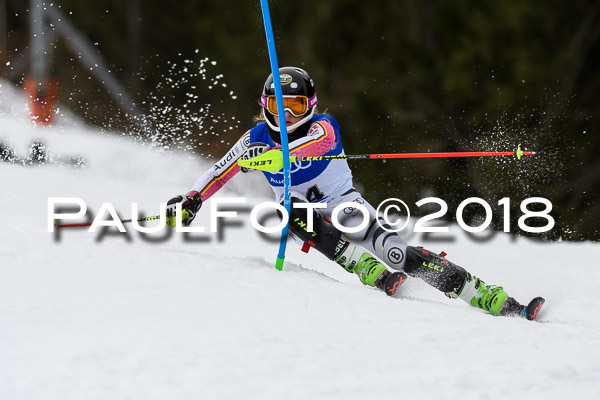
[525,296,545,321]
[384,271,407,296]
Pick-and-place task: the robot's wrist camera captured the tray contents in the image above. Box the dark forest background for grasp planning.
[2,0,599,241]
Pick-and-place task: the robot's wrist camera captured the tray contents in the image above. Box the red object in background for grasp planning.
[24,77,58,125]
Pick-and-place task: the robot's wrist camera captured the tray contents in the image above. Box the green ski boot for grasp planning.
[458,275,546,320]
[457,273,511,315]
[354,253,389,287]
[335,244,406,296]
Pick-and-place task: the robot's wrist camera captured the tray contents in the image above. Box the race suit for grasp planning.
[190,114,409,270]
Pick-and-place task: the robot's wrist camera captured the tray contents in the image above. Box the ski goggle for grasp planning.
[260,94,318,117]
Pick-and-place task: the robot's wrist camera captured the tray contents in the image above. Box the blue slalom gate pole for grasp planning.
[260,0,292,271]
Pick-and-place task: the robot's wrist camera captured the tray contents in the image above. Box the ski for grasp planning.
[523,296,545,321]
[376,271,407,296]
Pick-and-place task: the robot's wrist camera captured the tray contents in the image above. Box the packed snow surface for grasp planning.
[1,81,599,400]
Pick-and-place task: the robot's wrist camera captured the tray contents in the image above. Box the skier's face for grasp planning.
[273,110,304,132]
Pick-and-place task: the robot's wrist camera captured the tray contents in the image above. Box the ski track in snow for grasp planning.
[1,81,600,400]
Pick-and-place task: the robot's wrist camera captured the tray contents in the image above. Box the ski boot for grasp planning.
[457,273,545,320]
[336,246,407,296]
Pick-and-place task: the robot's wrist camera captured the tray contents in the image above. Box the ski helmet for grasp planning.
[261,66,318,141]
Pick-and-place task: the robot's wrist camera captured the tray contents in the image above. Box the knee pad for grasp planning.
[404,246,467,295]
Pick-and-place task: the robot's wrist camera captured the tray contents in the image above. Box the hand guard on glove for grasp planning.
[240,142,270,173]
[166,190,202,227]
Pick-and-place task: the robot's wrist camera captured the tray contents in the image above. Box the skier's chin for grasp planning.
[277,122,297,133]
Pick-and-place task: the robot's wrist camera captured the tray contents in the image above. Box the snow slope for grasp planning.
[1,80,599,400]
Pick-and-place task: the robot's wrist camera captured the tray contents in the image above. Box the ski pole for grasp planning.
[54,215,161,228]
[260,0,293,271]
[238,146,535,173]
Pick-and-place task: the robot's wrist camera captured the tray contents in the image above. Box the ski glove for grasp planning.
[166,190,202,227]
[240,142,270,173]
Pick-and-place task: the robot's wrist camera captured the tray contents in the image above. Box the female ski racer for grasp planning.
[166,66,544,320]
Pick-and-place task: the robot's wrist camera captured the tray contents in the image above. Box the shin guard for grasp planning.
[403,246,467,297]
[287,196,347,260]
